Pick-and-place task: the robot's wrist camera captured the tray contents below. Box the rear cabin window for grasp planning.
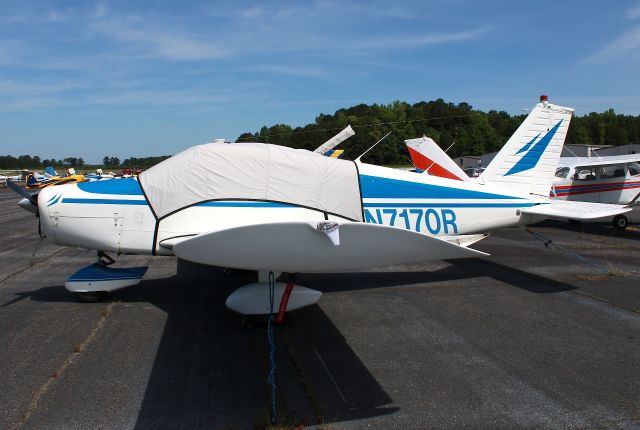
[627,162,640,176]
[573,166,597,181]
[555,167,570,178]
[597,164,626,179]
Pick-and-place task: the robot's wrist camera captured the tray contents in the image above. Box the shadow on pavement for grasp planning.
[535,219,640,241]
[3,255,580,428]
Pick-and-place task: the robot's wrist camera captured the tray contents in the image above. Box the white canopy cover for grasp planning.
[139,142,363,221]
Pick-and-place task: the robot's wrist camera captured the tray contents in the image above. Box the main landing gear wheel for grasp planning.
[73,291,108,303]
[613,215,629,231]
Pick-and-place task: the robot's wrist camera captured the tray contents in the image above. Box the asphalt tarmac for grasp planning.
[0,189,639,429]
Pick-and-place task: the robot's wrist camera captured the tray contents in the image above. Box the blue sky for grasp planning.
[1,0,640,163]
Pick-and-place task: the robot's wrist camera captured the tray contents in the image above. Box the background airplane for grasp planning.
[552,155,640,229]
[405,136,470,181]
[314,125,354,159]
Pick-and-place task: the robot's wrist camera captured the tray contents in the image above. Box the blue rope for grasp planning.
[267,271,277,425]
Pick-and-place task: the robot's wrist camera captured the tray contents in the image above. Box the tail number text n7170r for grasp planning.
[364,208,458,234]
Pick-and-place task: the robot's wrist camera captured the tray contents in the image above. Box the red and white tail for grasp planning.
[405,136,470,181]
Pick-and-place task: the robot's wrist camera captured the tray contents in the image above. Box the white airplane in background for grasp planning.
[552,155,640,229]
[12,96,630,317]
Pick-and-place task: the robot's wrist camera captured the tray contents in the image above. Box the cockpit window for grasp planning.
[555,167,570,178]
[597,164,626,179]
[573,166,597,181]
[627,162,640,176]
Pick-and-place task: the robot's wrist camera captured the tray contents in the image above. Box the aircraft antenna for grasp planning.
[590,146,603,160]
[355,131,392,163]
[564,146,579,158]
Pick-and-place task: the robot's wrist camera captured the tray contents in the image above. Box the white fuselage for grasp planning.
[37,163,541,256]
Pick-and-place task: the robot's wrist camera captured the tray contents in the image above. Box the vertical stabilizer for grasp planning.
[44,166,58,178]
[479,96,574,196]
[405,136,470,181]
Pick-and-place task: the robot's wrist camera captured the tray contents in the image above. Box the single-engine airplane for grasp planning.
[15,96,630,315]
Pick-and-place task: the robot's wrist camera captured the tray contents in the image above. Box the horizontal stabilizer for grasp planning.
[173,221,488,273]
[522,200,631,220]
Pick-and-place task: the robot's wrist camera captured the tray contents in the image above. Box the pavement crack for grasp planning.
[0,248,68,284]
[8,302,116,430]
[282,332,326,424]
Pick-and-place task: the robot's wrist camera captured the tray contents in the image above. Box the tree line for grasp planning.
[0,154,170,170]
[3,99,639,169]
[0,155,85,169]
[237,100,640,165]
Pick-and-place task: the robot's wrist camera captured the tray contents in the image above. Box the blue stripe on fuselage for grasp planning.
[363,202,534,208]
[62,198,148,205]
[77,178,144,195]
[60,199,293,208]
[359,175,525,200]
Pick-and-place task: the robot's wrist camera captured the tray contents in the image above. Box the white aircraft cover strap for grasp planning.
[172,221,488,273]
[139,142,363,221]
[522,200,631,220]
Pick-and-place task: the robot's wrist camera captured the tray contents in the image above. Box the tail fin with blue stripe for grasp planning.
[479,96,574,197]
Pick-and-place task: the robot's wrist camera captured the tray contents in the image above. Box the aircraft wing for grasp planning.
[522,200,632,220]
[172,221,488,273]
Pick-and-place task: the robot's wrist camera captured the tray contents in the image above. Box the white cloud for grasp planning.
[586,26,640,63]
[626,4,640,20]
[240,7,263,19]
[0,80,79,97]
[92,1,108,18]
[90,18,230,60]
[44,10,69,22]
[254,64,327,78]
[349,26,491,50]
[0,41,26,65]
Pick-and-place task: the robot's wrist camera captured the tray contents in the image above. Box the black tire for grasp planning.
[568,219,580,224]
[74,291,107,303]
[613,215,628,231]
